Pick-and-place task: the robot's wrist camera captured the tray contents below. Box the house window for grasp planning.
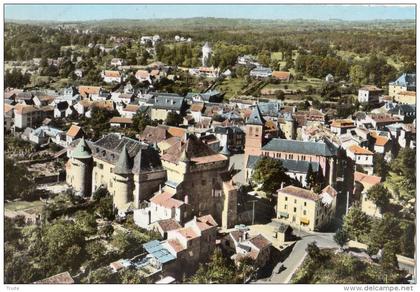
[202,179,206,185]
[294,199,297,204]
[303,210,307,216]
[366,156,368,161]
[284,204,287,210]
[304,202,307,207]
[294,207,297,213]
[285,196,288,201]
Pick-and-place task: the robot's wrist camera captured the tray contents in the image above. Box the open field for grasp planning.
[5,200,45,212]
[216,77,248,99]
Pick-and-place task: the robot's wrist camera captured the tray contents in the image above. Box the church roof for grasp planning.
[246,105,266,125]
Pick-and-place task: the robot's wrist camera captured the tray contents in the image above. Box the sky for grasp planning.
[4,4,416,22]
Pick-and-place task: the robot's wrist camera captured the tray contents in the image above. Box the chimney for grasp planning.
[184,195,189,204]
[242,232,248,242]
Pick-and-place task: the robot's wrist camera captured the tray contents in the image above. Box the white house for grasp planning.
[101,70,122,83]
[358,85,382,104]
[346,145,374,174]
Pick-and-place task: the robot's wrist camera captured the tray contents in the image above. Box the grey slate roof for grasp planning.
[262,138,337,157]
[389,104,416,115]
[390,73,416,88]
[113,145,132,175]
[89,133,162,173]
[246,155,320,173]
[258,102,281,117]
[153,93,184,110]
[246,105,266,125]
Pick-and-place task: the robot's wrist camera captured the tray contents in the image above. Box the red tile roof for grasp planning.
[278,185,319,201]
[249,234,271,250]
[150,192,184,209]
[348,145,374,155]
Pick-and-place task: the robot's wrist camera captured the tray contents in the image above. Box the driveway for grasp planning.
[256,229,339,284]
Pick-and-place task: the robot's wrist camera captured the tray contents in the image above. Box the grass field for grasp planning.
[215,77,248,99]
[5,200,45,212]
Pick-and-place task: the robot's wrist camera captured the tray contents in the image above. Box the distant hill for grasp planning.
[5,17,415,31]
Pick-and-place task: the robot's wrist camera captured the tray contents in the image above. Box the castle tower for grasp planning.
[221,179,237,229]
[113,145,133,211]
[283,112,297,140]
[202,42,212,67]
[68,137,92,197]
[245,105,266,157]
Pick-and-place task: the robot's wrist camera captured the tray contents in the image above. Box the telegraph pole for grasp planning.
[249,200,257,225]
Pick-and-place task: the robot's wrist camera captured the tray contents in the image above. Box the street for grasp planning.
[256,227,339,284]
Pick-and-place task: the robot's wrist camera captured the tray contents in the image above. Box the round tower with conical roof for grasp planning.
[68,137,93,196]
[112,145,133,211]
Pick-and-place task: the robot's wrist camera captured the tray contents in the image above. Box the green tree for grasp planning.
[99,223,114,239]
[368,214,402,255]
[75,211,98,236]
[381,242,399,275]
[118,268,146,284]
[373,153,389,181]
[96,196,115,220]
[42,220,86,274]
[5,69,31,88]
[132,110,153,133]
[252,157,291,196]
[386,148,416,204]
[189,248,236,283]
[111,231,144,256]
[165,111,183,126]
[349,64,366,87]
[334,228,349,250]
[87,267,116,284]
[5,158,36,200]
[343,207,371,242]
[366,184,391,213]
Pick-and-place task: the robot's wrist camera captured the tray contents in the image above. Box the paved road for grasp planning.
[257,229,339,284]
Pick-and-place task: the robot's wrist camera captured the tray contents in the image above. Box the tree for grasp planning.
[111,231,144,256]
[386,148,416,204]
[165,111,183,126]
[92,187,110,201]
[5,158,36,200]
[305,164,317,189]
[84,241,107,269]
[349,64,366,87]
[96,196,114,220]
[275,90,285,100]
[334,228,349,250]
[99,223,114,239]
[366,184,391,213]
[87,267,116,284]
[343,207,371,242]
[132,110,153,133]
[373,153,389,181]
[381,242,399,274]
[251,157,290,196]
[306,241,328,263]
[368,213,402,255]
[189,248,236,283]
[118,269,147,284]
[42,220,86,274]
[75,211,98,236]
[5,69,31,88]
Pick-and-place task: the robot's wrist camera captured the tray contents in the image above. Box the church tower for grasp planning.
[112,145,133,211]
[245,105,266,157]
[68,137,92,197]
[202,42,212,67]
